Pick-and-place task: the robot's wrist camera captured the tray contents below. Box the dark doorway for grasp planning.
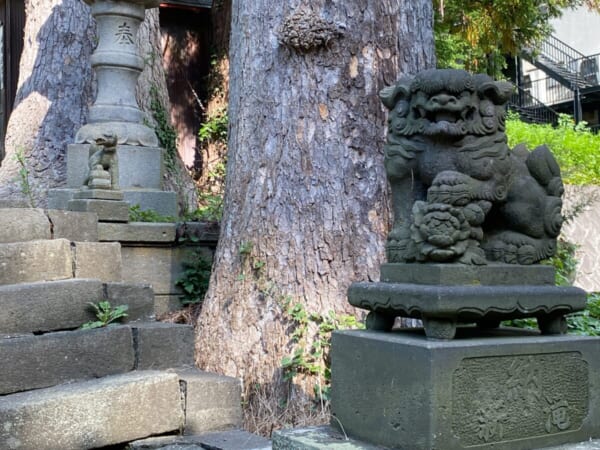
[0,0,25,162]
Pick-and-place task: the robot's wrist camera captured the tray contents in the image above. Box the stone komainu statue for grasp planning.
[380,69,564,265]
[84,134,120,191]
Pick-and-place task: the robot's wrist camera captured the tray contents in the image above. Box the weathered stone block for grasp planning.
[99,222,176,243]
[0,371,184,450]
[73,189,124,200]
[0,239,73,285]
[380,263,556,286]
[67,143,164,190]
[47,188,77,211]
[73,241,122,282]
[273,426,379,450]
[155,294,184,316]
[120,245,187,295]
[331,330,600,450]
[0,279,103,334]
[68,198,130,222]
[177,369,243,434]
[131,322,194,369]
[0,326,134,395]
[0,208,50,243]
[105,282,155,321]
[47,209,98,242]
[130,430,272,450]
[124,189,178,217]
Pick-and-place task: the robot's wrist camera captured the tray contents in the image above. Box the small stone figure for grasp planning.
[380,69,564,265]
[84,134,120,190]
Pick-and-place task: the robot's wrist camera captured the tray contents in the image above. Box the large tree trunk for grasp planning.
[0,1,196,210]
[0,0,95,205]
[196,0,435,391]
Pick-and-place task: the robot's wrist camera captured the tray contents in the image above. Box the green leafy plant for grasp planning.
[148,86,178,171]
[280,299,364,403]
[545,238,579,286]
[81,301,129,330]
[14,148,35,207]
[567,293,600,336]
[175,251,213,305]
[128,204,177,223]
[198,108,228,145]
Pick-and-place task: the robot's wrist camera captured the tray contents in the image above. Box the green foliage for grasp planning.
[280,299,364,403]
[81,301,128,330]
[506,113,600,185]
[193,192,224,222]
[545,238,579,286]
[128,204,177,223]
[149,86,178,171]
[198,108,228,145]
[14,148,35,207]
[567,293,600,335]
[434,0,596,76]
[175,250,212,305]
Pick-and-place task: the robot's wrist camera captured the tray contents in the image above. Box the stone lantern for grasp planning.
[76,0,160,146]
[49,0,177,217]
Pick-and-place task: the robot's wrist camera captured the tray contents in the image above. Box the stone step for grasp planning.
[129,429,272,449]
[0,279,154,335]
[0,322,194,395]
[0,208,98,243]
[0,371,184,450]
[0,239,122,285]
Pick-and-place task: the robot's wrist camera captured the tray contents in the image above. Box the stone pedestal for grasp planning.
[330,329,600,450]
[349,264,587,339]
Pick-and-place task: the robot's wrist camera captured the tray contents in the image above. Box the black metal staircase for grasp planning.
[517,34,600,125]
[509,86,560,126]
[522,35,596,90]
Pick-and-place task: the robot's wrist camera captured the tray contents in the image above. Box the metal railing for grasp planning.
[521,77,574,106]
[572,53,600,86]
[509,85,560,126]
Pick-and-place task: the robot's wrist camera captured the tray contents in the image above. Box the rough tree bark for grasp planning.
[196,0,435,389]
[0,0,95,205]
[0,0,196,209]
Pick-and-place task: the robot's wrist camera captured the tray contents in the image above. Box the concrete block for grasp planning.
[0,208,50,243]
[177,369,243,434]
[47,209,98,242]
[0,239,73,285]
[130,430,272,449]
[331,330,600,450]
[176,222,220,245]
[132,322,194,369]
[99,222,176,243]
[273,426,378,450]
[155,294,184,316]
[120,246,186,295]
[105,282,155,321]
[73,189,125,200]
[0,279,104,334]
[73,241,122,282]
[67,143,164,190]
[47,188,77,211]
[68,198,130,222]
[0,199,30,208]
[0,326,134,395]
[0,371,184,450]
[124,189,178,217]
[380,262,556,286]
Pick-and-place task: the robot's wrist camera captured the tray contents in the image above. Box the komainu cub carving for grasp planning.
[380,69,564,265]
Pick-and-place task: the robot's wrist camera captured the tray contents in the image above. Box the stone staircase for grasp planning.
[0,207,269,450]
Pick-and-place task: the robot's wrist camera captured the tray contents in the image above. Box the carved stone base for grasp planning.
[331,330,600,450]
[350,264,586,339]
[73,189,124,201]
[68,199,130,223]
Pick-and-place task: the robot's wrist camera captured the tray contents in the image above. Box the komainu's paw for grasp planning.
[428,183,471,206]
[483,231,556,264]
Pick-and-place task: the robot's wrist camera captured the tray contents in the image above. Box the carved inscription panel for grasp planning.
[452,353,588,446]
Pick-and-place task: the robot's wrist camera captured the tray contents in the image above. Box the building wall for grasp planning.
[550,7,600,56]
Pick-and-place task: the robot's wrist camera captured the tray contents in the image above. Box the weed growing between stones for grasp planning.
[81,301,129,329]
[14,148,35,207]
[175,249,212,306]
